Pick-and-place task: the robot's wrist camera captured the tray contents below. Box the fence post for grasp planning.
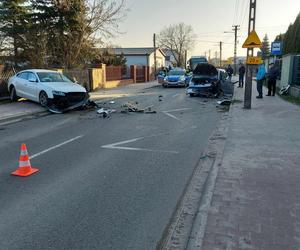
[130,65,137,83]
[101,64,106,88]
[147,66,150,82]
[88,64,106,91]
[143,66,148,82]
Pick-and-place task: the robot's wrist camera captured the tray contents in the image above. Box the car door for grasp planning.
[14,72,29,98]
[24,72,40,101]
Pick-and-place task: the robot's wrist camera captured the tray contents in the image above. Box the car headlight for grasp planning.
[52,91,66,96]
[164,77,168,81]
[180,76,185,81]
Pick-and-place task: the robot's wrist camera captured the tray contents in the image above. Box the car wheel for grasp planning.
[39,91,49,107]
[189,93,195,97]
[10,86,18,102]
[163,84,167,88]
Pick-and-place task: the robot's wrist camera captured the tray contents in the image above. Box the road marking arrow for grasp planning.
[162,108,191,122]
[101,137,179,154]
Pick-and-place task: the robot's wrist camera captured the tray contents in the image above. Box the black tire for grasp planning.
[189,93,195,97]
[39,91,49,107]
[9,86,18,102]
[163,84,167,88]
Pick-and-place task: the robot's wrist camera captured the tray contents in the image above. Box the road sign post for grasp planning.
[243,0,260,109]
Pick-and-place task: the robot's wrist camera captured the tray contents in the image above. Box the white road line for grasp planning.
[162,108,192,122]
[163,108,191,113]
[102,137,179,154]
[30,135,84,159]
[162,112,182,122]
[172,93,180,98]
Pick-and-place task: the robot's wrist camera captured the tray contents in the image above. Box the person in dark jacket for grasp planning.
[266,63,280,96]
[226,65,233,82]
[238,63,246,87]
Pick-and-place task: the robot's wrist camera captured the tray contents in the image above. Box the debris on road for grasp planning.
[217,99,232,106]
[97,108,116,118]
[121,102,157,114]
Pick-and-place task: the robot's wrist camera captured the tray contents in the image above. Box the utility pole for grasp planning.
[219,42,223,68]
[224,25,240,74]
[215,51,218,66]
[153,33,157,80]
[233,25,240,75]
[184,50,187,69]
[244,0,257,109]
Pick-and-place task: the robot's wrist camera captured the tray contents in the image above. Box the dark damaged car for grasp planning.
[186,63,226,98]
[8,69,89,112]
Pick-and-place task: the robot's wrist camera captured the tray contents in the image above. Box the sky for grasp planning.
[111,0,300,60]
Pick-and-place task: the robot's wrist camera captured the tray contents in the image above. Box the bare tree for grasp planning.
[86,0,127,43]
[158,23,195,67]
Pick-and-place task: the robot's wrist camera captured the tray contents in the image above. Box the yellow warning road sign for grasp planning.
[242,30,262,48]
[247,56,263,65]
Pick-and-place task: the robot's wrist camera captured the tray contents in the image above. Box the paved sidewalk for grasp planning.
[0,81,160,123]
[200,84,300,249]
[0,100,46,123]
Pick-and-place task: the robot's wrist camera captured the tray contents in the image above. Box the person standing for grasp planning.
[256,64,266,99]
[238,63,246,87]
[226,65,233,82]
[266,63,280,96]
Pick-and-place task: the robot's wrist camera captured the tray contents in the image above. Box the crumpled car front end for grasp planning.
[48,92,90,113]
[186,63,221,97]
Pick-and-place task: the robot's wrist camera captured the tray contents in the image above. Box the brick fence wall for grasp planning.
[0,64,151,97]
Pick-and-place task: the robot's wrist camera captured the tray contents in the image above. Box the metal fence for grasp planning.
[63,69,91,91]
[0,71,14,97]
[106,66,131,81]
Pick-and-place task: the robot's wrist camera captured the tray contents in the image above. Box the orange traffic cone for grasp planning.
[11,144,39,177]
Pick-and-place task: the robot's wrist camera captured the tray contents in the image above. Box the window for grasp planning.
[27,72,38,82]
[36,72,72,83]
[17,72,28,80]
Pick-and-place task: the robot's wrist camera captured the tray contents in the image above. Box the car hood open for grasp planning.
[193,63,218,77]
[41,82,86,93]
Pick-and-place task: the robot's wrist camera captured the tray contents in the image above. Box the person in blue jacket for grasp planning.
[256,64,266,99]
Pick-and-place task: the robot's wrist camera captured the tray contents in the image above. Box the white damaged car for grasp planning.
[8,69,89,111]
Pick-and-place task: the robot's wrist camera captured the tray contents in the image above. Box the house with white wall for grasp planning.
[112,47,166,74]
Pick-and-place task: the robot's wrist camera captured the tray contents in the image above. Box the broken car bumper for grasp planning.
[48,92,90,113]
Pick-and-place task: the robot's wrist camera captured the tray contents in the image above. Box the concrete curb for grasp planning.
[0,110,50,126]
[157,89,236,249]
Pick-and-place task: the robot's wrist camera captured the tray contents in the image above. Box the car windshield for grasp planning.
[191,58,207,64]
[168,70,185,76]
[37,72,73,83]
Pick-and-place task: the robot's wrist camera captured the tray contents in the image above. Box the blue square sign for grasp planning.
[271,42,282,56]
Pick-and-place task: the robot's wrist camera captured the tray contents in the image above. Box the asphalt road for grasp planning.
[0,85,222,250]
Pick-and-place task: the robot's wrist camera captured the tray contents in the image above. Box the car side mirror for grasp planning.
[72,77,78,83]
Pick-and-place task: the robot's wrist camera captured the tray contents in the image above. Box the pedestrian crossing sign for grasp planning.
[242,30,262,48]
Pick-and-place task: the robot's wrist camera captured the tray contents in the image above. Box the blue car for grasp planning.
[162,68,187,87]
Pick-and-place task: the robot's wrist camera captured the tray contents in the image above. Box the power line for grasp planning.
[240,0,249,27]
[233,0,239,25]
